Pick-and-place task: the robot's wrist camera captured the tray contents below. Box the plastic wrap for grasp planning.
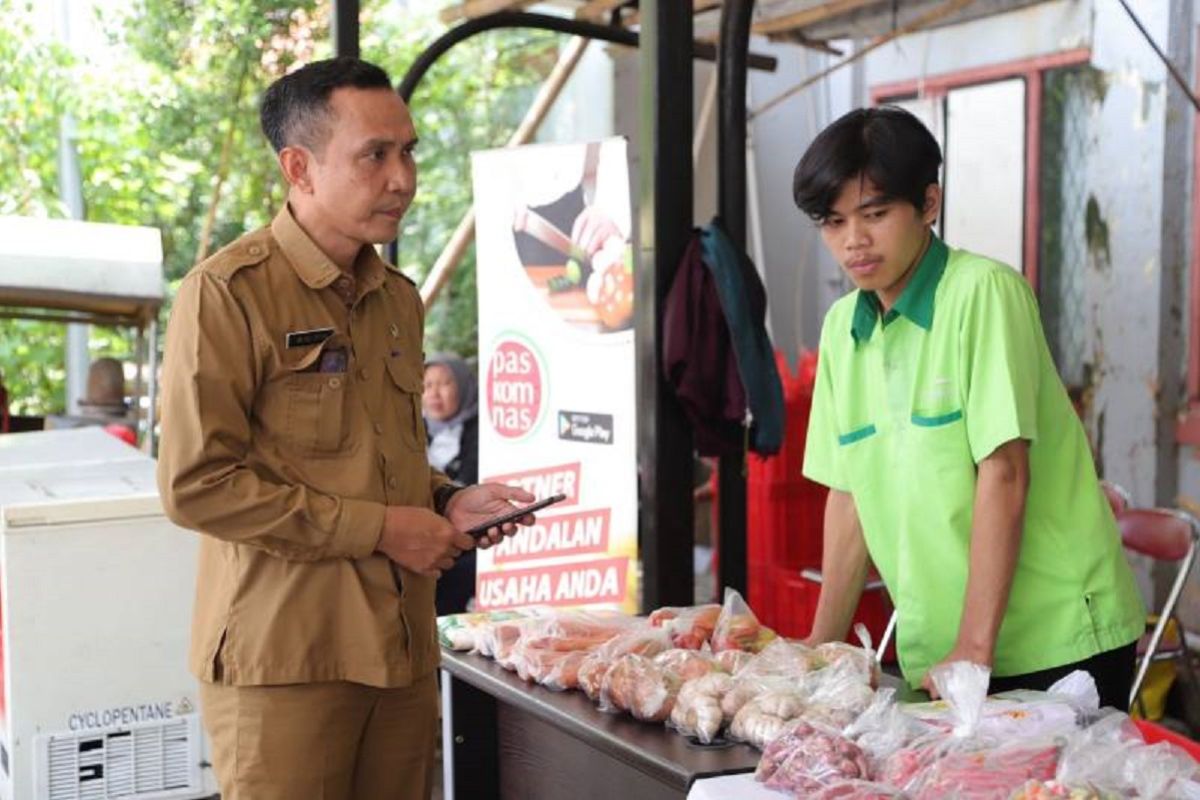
[810,780,907,799]
[438,610,530,651]
[669,672,734,743]
[1009,781,1118,799]
[500,610,636,675]
[884,662,1063,799]
[754,719,872,793]
[711,587,777,653]
[728,688,809,748]
[842,689,933,770]
[647,603,722,649]
[1055,711,1200,798]
[715,649,755,675]
[652,648,721,683]
[571,624,675,697]
[598,653,680,722]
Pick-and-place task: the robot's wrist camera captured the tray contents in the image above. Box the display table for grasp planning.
[440,648,762,800]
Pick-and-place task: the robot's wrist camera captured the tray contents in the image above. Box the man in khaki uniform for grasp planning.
[157,57,534,799]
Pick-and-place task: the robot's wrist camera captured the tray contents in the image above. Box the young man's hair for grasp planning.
[793,105,942,221]
[260,57,393,154]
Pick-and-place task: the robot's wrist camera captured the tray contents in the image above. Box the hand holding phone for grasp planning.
[465,493,566,538]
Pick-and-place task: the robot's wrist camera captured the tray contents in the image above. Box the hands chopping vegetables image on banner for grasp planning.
[472,139,638,613]
[481,140,634,334]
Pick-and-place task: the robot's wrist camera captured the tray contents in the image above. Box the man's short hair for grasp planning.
[793,105,942,221]
[260,57,393,154]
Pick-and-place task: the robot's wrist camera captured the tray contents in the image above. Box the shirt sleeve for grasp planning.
[802,322,850,492]
[155,271,385,561]
[958,268,1043,463]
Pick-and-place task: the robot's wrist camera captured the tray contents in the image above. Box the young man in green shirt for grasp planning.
[796,106,1144,708]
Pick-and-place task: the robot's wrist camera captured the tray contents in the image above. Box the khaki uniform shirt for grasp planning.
[157,206,451,688]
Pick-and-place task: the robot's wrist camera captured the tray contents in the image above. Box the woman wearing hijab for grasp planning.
[422,353,479,615]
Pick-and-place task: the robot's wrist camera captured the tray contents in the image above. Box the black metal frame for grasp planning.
[637,0,695,611]
[714,0,755,599]
[371,4,764,609]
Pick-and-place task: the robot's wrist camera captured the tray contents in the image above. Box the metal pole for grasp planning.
[332,0,360,59]
[146,316,159,455]
[637,0,694,611]
[716,0,754,599]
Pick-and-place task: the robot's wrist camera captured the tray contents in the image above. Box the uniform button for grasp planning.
[385,284,395,295]
[328,377,341,389]
[359,368,369,381]
[389,324,399,338]
[247,244,263,256]
[374,422,384,434]
[388,476,398,489]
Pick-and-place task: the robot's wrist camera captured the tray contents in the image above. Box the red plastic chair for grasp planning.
[1120,508,1200,714]
[1101,479,1133,517]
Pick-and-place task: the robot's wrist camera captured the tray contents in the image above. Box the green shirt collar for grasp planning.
[850,234,949,344]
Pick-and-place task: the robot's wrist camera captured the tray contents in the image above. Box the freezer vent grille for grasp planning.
[38,714,200,799]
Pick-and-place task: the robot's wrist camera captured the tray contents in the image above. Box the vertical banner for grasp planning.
[471,139,638,613]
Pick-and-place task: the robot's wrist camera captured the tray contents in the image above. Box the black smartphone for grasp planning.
[465,493,567,538]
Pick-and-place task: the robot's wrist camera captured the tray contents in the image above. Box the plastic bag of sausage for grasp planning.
[647,603,722,649]
[571,624,675,698]
[879,662,1062,799]
[710,587,778,653]
[598,653,682,723]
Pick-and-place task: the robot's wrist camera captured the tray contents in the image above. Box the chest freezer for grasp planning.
[0,429,215,800]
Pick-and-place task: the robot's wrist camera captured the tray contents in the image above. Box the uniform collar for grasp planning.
[271,205,387,296]
[850,234,948,344]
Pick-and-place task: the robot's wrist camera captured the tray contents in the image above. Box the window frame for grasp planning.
[871,47,1093,295]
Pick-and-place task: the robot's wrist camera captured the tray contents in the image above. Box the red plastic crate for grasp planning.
[747,478,828,569]
[1135,720,1200,762]
[750,566,896,662]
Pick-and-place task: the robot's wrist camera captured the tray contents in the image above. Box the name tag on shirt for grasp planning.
[286,327,334,348]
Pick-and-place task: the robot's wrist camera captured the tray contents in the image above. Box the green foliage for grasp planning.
[0,0,558,414]
[363,8,557,358]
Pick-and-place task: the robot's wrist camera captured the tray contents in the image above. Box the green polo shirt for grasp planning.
[803,235,1144,687]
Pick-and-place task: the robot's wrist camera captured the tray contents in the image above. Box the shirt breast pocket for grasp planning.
[385,356,425,452]
[285,341,350,457]
[910,409,972,479]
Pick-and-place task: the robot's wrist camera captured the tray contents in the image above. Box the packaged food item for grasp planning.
[842,689,932,770]
[1009,780,1117,799]
[495,610,634,674]
[599,653,680,723]
[715,649,755,674]
[1056,711,1200,798]
[884,662,1062,799]
[729,688,809,748]
[755,719,872,793]
[571,624,674,696]
[647,603,722,649]
[810,780,906,799]
[668,672,733,743]
[438,609,528,651]
[711,587,777,653]
[652,648,720,683]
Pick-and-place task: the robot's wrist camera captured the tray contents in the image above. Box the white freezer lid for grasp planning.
[0,427,145,472]
[0,431,165,527]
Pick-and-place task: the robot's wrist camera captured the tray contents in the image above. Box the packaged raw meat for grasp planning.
[496,610,634,673]
[711,587,777,653]
[647,603,722,649]
[754,719,872,793]
[810,780,907,799]
[739,639,826,680]
[715,649,755,674]
[599,653,681,723]
[842,689,933,769]
[571,624,674,696]
[888,662,1063,799]
[913,741,1061,799]
[652,648,720,683]
[816,624,880,688]
[1009,780,1117,799]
